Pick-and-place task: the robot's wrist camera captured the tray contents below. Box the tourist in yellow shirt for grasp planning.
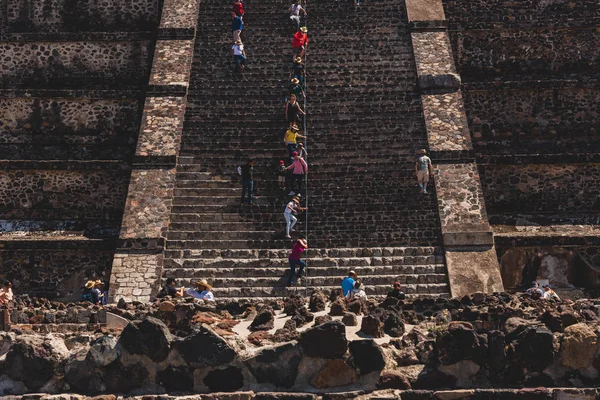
[284,124,306,157]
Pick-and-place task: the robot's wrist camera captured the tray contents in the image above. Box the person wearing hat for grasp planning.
[186,279,215,302]
[415,149,434,194]
[542,284,560,301]
[93,280,107,305]
[277,160,287,190]
[283,195,306,238]
[341,270,358,296]
[231,12,243,42]
[286,150,308,196]
[231,39,247,70]
[289,1,307,31]
[291,57,305,85]
[525,280,544,299]
[289,78,305,100]
[285,94,305,129]
[296,142,307,160]
[284,124,306,158]
[287,235,308,286]
[292,26,309,59]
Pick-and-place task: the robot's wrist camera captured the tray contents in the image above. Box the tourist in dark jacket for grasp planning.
[285,94,305,129]
[387,281,406,300]
[157,278,185,299]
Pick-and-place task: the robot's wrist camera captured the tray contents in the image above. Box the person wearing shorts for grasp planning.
[415,148,434,194]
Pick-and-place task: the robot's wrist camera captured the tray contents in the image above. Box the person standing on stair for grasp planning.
[292,26,309,59]
[233,0,244,20]
[286,151,308,196]
[289,78,305,101]
[287,236,308,286]
[291,57,305,85]
[296,142,307,160]
[232,12,243,42]
[231,40,247,70]
[285,94,305,129]
[284,124,306,158]
[415,149,434,194]
[283,196,306,238]
[289,1,307,31]
[239,158,254,205]
[278,160,287,190]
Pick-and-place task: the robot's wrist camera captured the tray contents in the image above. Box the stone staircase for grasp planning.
[164,0,448,298]
[0,0,160,300]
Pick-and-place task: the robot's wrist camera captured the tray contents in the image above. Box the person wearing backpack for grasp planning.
[238,158,255,205]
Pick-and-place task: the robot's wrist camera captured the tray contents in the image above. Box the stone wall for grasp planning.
[0,168,130,221]
[450,28,599,81]
[0,94,142,160]
[464,84,600,154]
[479,163,600,214]
[5,0,161,33]
[0,247,114,300]
[0,41,153,87]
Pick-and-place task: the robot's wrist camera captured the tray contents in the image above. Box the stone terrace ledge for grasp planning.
[406,0,504,297]
[108,0,201,303]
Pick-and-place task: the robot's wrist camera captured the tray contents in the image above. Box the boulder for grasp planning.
[118,316,172,362]
[309,291,328,312]
[342,312,358,326]
[347,299,367,315]
[248,331,272,346]
[348,339,386,375]
[65,349,105,393]
[435,324,487,366]
[314,315,333,326]
[86,336,120,368]
[158,301,176,312]
[384,312,405,337]
[6,334,70,390]
[559,323,598,370]
[300,320,348,358]
[104,361,149,393]
[360,315,385,338]
[541,310,564,332]
[157,366,194,391]
[376,372,411,390]
[506,325,554,371]
[291,306,314,327]
[250,309,275,331]
[283,295,305,316]
[487,330,506,373]
[438,360,480,388]
[203,366,244,392]
[172,325,236,367]
[245,343,302,388]
[309,359,358,389]
[418,73,461,90]
[329,298,347,316]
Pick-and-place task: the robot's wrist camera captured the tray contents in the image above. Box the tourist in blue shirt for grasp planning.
[232,12,243,42]
[341,270,357,296]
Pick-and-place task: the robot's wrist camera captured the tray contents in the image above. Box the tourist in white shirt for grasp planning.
[231,40,247,69]
[542,284,560,301]
[289,2,307,30]
[186,279,215,302]
[346,280,367,301]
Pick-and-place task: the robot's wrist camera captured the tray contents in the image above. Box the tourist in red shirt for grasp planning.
[233,0,244,19]
[292,26,309,59]
[287,236,308,286]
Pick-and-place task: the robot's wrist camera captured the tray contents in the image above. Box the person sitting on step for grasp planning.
[157,277,185,299]
[346,280,367,301]
[387,280,406,300]
[0,281,14,305]
[525,281,544,299]
[287,236,308,286]
[186,279,215,302]
[542,284,560,301]
[292,26,309,59]
[93,280,107,305]
[341,270,357,296]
